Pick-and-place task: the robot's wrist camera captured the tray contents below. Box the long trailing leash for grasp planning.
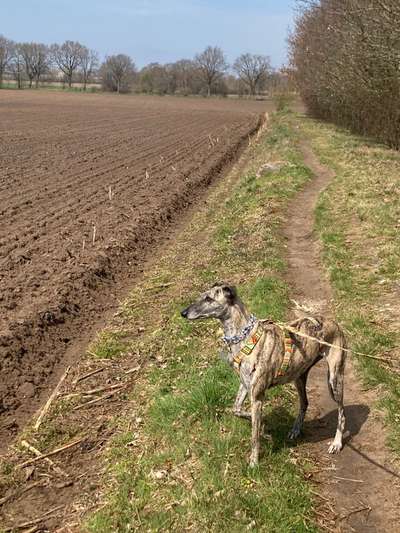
[275,321,395,363]
[223,314,395,366]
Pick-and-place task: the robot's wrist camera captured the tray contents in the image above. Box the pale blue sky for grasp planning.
[1,1,296,68]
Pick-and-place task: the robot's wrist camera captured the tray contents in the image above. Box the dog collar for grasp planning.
[222,315,257,345]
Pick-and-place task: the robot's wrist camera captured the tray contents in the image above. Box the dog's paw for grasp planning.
[287,426,301,440]
[328,441,343,454]
[231,409,251,420]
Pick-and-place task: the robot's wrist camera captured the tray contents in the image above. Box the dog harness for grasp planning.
[277,331,295,377]
[232,322,264,372]
[231,322,295,376]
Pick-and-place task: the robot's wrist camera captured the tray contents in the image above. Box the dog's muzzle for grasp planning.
[181,307,189,319]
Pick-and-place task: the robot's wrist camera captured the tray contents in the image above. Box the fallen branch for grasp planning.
[82,383,124,396]
[19,438,85,468]
[73,367,104,385]
[34,367,71,430]
[333,475,364,483]
[21,440,68,477]
[86,350,100,358]
[4,505,64,531]
[73,387,125,410]
[124,365,141,375]
[340,505,371,520]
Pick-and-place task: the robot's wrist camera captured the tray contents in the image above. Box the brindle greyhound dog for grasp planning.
[181,283,346,467]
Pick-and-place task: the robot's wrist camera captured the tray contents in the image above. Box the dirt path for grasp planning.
[284,142,400,532]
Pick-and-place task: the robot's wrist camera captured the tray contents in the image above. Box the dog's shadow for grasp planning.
[264,403,370,452]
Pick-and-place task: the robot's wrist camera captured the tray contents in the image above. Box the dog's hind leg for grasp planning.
[326,337,346,454]
[288,368,310,440]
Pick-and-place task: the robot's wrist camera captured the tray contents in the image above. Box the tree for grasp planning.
[79,47,99,90]
[100,54,136,93]
[0,35,14,87]
[20,43,49,88]
[194,46,228,96]
[171,59,198,95]
[10,45,25,89]
[233,53,271,96]
[51,40,84,87]
[289,0,400,148]
[139,62,170,94]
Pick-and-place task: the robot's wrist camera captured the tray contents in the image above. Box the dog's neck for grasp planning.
[220,299,251,341]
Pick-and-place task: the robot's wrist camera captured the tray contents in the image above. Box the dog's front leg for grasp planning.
[249,394,263,467]
[232,383,251,420]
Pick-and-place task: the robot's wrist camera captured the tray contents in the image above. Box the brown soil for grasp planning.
[0,90,271,450]
[0,118,270,532]
[284,142,400,532]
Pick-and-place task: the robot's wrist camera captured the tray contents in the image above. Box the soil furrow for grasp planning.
[0,91,270,451]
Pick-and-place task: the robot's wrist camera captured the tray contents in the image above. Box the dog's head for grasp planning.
[181,283,237,320]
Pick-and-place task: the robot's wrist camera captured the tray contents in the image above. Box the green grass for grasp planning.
[84,111,318,532]
[0,83,101,92]
[88,330,129,359]
[300,116,400,456]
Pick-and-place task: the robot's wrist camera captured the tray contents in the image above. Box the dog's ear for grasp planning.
[222,285,237,304]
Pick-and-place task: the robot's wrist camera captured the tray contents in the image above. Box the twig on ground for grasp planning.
[124,365,141,375]
[21,526,39,533]
[86,350,100,358]
[73,367,104,385]
[333,475,364,483]
[310,489,329,502]
[21,440,68,477]
[340,505,371,520]
[73,387,125,410]
[82,383,124,396]
[34,367,71,430]
[19,438,85,468]
[4,505,64,531]
[145,282,173,291]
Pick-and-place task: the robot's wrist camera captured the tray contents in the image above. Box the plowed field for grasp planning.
[0,90,270,445]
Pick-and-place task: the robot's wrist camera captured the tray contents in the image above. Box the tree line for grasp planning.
[0,36,288,96]
[289,0,400,148]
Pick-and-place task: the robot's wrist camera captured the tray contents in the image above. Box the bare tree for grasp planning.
[51,40,84,87]
[79,47,99,90]
[194,46,228,96]
[20,43,49,88]
[233,53,271,96]
[100,54,136,93]
[0,35,14,87]
[9,45,25,89]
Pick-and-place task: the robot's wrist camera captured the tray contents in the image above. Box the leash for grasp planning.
[222,316,395,370]
[275,322,395,363]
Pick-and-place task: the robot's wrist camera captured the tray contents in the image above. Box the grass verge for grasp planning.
[84,111,317,532]
[298,117,400,456]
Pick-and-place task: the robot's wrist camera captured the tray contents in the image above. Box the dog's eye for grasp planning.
[204,296,213,303]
